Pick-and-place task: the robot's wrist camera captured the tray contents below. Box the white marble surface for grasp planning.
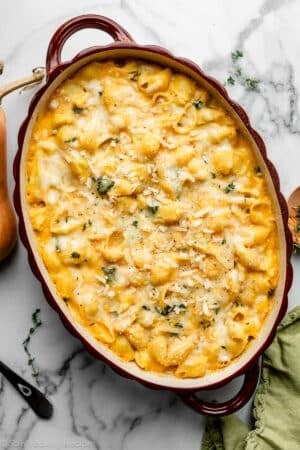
[0,0,300,448]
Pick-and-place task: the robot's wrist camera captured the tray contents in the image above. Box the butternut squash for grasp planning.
[287,186,300,249]
[0,107,17,261]
[0,65,45,262]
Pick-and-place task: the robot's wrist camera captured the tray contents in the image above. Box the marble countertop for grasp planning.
[0,0,299,448]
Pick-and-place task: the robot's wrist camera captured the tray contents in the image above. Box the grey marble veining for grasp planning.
[0,0,299,448]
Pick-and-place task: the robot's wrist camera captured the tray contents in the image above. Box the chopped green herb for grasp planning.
[132,220,138,227]
[226,76,235,86]
[199,319,212,329]
[178,303,187,310]
[295,206,300,219]
[63,297,69,304]
[221,238,226,245]
[112,137,120,144]
[142,305,150,311]
[130,70,141,81]
[71,252,80,259]
[224,182,236,193]
[64,137,77,144]
[98,91,103,96]
[268,288,275,297]
[177,122,182,127]
[254,166,261,174]
[102,266,116,283]
[235,67,242,76]
[221,345,227,350]
[22,309,42,385]
[155,305,175,316]
[174,322,183,328]
[148,205,159,215]
[234,300,243,306]
[82,219,92,231]
[72,106,85,115]
[55,244,61,253]
[92,176,115,195]
[231,50,243,61]
[245,78,260,91]
[211,172,217,179]
[192,99,204,109]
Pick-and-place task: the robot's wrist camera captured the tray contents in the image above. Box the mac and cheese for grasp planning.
[25,59,279,378]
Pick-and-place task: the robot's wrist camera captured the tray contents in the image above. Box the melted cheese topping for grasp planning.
[25,59,279,378]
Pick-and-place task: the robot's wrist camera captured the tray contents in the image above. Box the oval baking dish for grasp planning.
[13,14,293,416]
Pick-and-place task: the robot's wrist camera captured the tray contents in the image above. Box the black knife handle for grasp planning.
[0,360,53,419]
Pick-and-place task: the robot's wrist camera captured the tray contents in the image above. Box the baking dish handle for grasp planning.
[46,14,134,75]
[179,362,260,416]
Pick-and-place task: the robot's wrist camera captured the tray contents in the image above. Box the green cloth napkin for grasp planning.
[201,306,300,450]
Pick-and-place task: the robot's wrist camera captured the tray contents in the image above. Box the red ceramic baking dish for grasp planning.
[13,14,294,416]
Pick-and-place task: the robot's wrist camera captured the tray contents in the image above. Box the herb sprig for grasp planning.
[226,75,235,86]
[231,50,243,61]
[225,49,260,91]
[245,77,260,91]
[22,309,42,385]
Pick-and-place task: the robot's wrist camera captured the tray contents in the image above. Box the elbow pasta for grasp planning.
[25,58,279,378]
